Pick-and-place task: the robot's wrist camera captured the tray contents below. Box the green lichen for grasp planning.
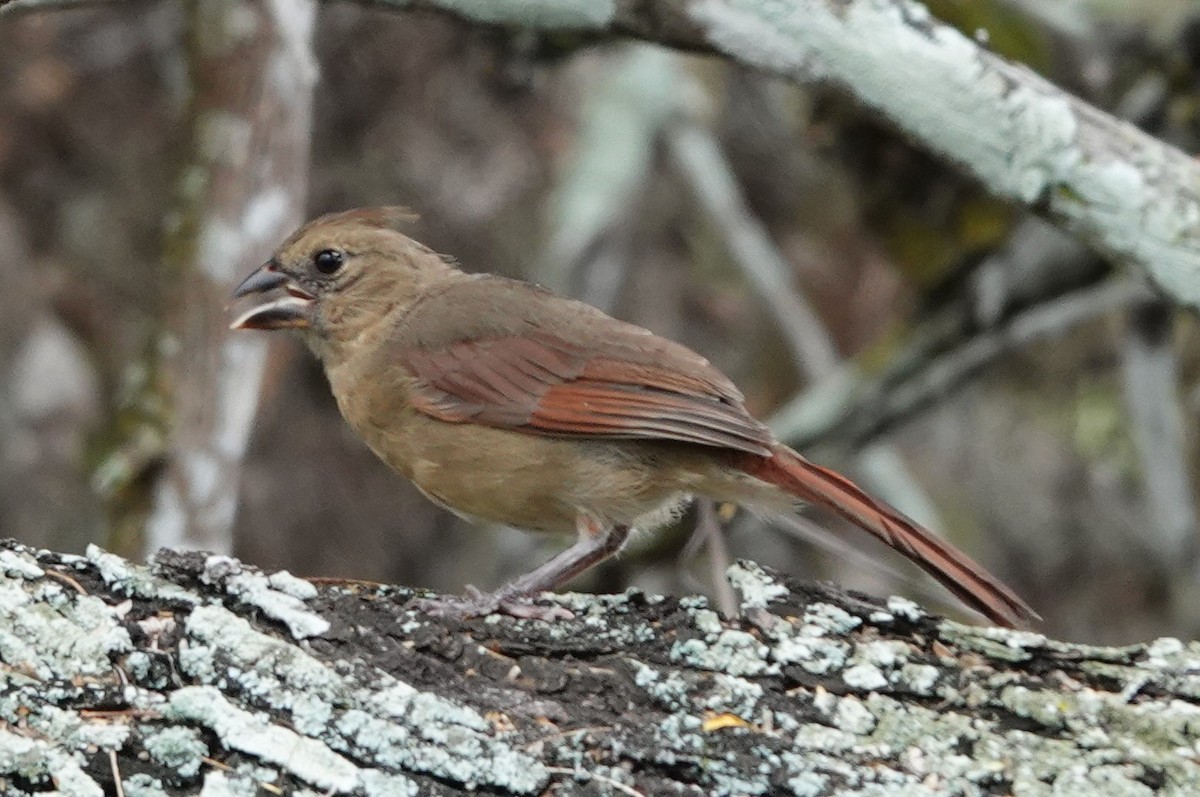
[90,545,199,606]
[200,555,330,639]
[180,603,545,793]
[143,725,207,778]
[0,576,131,680]
[0,726,102,797]
[0,548,45,579]
[727,560,789,608]
[122,773,170,797]
[167,686,361,793]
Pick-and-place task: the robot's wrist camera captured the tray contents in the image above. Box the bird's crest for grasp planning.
[303,206,419,234]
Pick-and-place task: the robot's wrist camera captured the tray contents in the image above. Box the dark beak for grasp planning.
[229,262,316,331]
[233,262,289,298]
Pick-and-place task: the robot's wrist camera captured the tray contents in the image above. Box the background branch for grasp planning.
[1120,300,1198,568]
[667,118,840,380]
[357,0,1200,309]
[772,278,1157,450]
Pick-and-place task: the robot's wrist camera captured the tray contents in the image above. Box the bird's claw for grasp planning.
[407,597,487,619]
[409,587,574,621]
[495,598,574,621]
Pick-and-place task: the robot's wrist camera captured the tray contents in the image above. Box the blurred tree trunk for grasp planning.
[138,0,317,555]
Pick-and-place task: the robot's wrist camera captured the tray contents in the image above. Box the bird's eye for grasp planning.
[313,249,344,275]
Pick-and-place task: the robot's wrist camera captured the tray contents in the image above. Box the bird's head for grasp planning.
[230,207,458,358]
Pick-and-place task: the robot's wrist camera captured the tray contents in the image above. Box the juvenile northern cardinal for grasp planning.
[231,208,1036,626]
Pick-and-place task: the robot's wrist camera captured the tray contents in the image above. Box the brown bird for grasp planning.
[231,207,1036,627]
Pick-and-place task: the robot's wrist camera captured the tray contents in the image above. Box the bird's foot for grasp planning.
[409,585,574,621]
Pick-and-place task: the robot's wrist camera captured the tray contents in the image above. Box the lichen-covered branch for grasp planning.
[2,538,1198,795]
[0,0,114,15]
[364,0,1200,310]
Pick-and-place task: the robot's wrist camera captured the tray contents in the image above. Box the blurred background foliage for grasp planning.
[4,0,1200,644]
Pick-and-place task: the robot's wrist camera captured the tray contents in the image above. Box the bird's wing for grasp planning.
[391,276,775,457]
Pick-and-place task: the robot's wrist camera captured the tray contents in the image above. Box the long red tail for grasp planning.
[737,444,1038,628]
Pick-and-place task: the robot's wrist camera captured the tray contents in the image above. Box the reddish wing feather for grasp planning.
[401,333,773,456]
[580,358,746,405]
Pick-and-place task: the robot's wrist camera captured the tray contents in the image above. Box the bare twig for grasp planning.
[43,568,88,595]
[544,766,648,797]
[666,120,839,380]
[772,279,1158,450]
[109,749,125,797]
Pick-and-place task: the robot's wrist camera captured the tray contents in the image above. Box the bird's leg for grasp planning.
[411,516,632,620]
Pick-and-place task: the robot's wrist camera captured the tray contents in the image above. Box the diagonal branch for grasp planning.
[368,0,1200,310]
[667,119,841,381]
[771,278,1158,450]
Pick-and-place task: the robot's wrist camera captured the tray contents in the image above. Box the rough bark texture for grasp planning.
[1,538,1197,796]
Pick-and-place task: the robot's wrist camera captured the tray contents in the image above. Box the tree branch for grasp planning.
[0,0,118,15]
[373,0,1200,309]
[2,539,1198,795]
[667,118,841,380]
[1120,300,1198,567]
[770,278,1158,449]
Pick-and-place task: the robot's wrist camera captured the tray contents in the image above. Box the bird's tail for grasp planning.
[734,444,1038,628]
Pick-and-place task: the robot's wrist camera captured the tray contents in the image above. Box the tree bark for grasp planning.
[0,538,1196,796]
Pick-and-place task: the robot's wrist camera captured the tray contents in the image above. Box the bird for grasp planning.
[230,207,1037,627]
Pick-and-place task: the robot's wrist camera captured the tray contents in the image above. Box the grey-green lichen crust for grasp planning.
[0,543,520,796]
[1,541,1199,795]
